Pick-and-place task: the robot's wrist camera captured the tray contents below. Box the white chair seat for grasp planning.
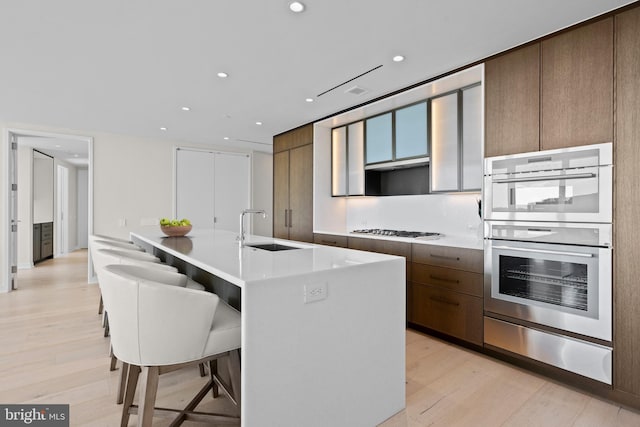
[204,301,242,357]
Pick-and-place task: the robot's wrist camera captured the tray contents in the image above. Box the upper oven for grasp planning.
[484,142,612,223]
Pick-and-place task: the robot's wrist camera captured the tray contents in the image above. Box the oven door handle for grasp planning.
[492,245,594,258]
[493,172,596,184]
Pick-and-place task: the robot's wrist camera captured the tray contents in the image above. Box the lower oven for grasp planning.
[483,220,613,384]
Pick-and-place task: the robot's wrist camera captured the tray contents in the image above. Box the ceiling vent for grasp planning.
[345,85,368,96]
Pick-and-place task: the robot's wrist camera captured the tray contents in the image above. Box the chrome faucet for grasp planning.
[239,209,266,247]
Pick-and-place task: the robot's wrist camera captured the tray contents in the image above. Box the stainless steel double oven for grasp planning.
[483,142,613,384]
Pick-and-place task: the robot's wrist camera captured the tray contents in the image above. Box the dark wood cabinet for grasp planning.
[613,6,640,399]
[313,233,348,248]
[273,125,314,243]
[541,18,614,150]
[410,244,483,345]
[33,222,53,264]
[485,18,614,157]
[485,43,540,157]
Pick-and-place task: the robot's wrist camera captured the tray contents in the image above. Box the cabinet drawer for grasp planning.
[41,231,53,240]
[314,233,348,248]
[41,240,53,258]
[411,284,483,345]
[411,263,482,297]
[41,222,53,233]
[412,244,482,273]
[348,237,411,259]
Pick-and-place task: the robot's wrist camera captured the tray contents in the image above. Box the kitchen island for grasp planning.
[130,228,406,427]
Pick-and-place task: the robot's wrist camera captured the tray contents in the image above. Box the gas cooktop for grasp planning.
[351,229,443,239]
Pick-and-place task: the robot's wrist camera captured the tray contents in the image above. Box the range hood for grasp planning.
[364,156,429,171]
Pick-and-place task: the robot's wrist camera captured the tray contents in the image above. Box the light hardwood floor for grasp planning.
[1,250,639,426]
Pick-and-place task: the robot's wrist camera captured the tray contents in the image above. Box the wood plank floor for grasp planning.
[1,250,639,426]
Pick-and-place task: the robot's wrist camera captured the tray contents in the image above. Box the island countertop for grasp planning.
[131,228,402,287]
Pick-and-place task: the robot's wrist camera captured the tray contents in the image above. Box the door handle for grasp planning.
[284,209,288,227]
[494,172,596,184]
[289,209,293,228]
[492,245,594,258]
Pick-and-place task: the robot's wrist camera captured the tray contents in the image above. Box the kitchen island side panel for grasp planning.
[241,258,406,427]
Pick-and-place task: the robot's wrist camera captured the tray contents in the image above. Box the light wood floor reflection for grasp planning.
[1,250,639,426]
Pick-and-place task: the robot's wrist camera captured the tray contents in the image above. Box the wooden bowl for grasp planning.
[160,225,192,237]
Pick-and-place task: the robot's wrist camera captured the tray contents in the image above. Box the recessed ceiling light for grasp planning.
[160,127,167,131]
[223,137,230,140]
[55,144,61,148]
[289,1,305,13]
[305,98,314,103]
[393,55,405,62]
[217,72,228,78]
[74,154,79,158]
[181,106,191,111]
[255,121,263,126]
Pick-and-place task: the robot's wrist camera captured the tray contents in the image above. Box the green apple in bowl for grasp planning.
[160,217,192,237]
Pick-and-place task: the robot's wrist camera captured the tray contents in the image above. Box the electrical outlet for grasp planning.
[304,282,328,304]
[117,218,127,227]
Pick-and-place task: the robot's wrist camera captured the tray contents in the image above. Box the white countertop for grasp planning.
[131,228,403,287]
[316,230,484,250]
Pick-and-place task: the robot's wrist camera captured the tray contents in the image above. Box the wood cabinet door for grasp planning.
[614,6,640,397]
[541,18,613,150]
[485,43,540,157]
[273,150,290,239]
[288,144,314,243]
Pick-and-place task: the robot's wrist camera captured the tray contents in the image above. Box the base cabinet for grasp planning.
[34,222,53,264]
[410,244,483,345]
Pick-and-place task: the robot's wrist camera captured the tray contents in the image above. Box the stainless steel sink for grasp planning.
[246,243,301,251]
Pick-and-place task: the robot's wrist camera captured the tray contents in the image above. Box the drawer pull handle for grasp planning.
[429,296,460,307]
[321,240,337,245]
[430,254,460,261]
[429,275,460,284]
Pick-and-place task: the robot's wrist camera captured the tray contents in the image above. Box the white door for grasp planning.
[56,164,69,255]
[9,133,18,290]
[175,148,250,232]
[213,153,250,232]
[176,149,215,228]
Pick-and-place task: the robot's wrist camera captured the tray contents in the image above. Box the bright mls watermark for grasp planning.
[0,405,69,426]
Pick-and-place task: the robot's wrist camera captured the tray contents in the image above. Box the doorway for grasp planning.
[4,128,94,292]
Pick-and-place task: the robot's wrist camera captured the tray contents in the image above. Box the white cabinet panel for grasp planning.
[462,85,483,190]
[331,127,347,196]
[347,122,365,195]
[430,93,459,192]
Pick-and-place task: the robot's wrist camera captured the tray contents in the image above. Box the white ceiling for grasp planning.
[0,0,634,155]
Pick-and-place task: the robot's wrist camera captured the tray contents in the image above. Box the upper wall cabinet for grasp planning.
[485,18,613,157]
[395,102,428,159]
[485,43,540,157]
[332,122,364,196]
[365,113,393,164]
[430,85,483,193]
[541,18,613,150]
